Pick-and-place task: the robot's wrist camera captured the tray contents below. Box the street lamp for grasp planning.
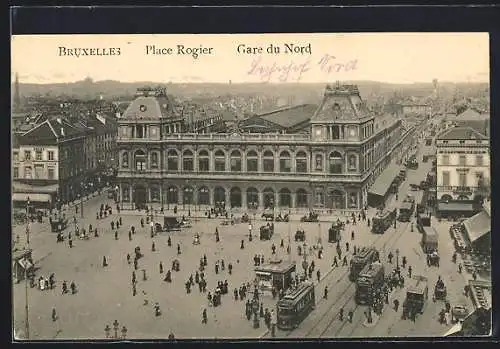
[396,249,400,269]
[112,320,119,339]
[79,182,84,219]
[24,196,31,339]
[302,242,308,279]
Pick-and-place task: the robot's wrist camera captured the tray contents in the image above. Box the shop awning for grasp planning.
[368,163,401,197]
[12,192,52,203]
[12,182,59,194]
[462,210,490,244]
[438,202,474,212]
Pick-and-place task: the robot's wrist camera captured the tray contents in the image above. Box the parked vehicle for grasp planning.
[300,212,319,222]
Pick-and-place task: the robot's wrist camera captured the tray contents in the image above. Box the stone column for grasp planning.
[258,151,263,172]
[258,191,264,209]
[209,187,215,206]
[241,190,247,209]
[225,189,231,210]
[291,192,296,208]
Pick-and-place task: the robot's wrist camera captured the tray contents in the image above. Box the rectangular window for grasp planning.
[35,151,43,161]
[167,158,178,171]
[48,168,55,180]
[263,159,274,172]
[458,172,467,187]
[48,151,54,161]
[24,166,32,179]
[231,158,242,172]
[13,152,19,162]
[24,151,31,161]
[34,165,44,179]
[475,155,483,166]
[215,158,225,172]
[442,171,450,186]
[13,167,19,178]
[459,155,466,166]
[441,155,449,165]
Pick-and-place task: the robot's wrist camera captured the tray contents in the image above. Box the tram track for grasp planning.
[285,218,409,339]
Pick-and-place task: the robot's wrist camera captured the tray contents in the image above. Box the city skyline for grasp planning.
[11,33,489,85]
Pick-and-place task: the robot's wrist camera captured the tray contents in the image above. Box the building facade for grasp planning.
[436,126,490,204]
[13,118,87,207]
[116,84,415,215]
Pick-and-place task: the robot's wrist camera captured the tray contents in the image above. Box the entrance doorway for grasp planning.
[134,185,147,210]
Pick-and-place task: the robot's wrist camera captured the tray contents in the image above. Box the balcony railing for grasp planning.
[437,185,478,193]
[116,169,364,183]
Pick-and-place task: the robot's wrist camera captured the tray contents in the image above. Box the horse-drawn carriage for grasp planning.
[50,216,68,233]
[433,279,447,301]
[262,212,275,221]
[328,221,343,243]
[427,251,440,267]
[295,229,306,242]
[275,213,290,222]
[241,213,250,223]
[260,223,274,240]
[300,212,319,222]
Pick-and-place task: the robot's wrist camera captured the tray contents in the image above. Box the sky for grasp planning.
[11,33,490,84]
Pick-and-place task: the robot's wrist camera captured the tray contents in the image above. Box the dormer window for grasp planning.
[140,105,147,112]
[333,103,341,111]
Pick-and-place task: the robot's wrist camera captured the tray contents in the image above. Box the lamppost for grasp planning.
[396,249,400,269]
[302,242,308,280]
[79,181,84,219]
[24,197,31,339]
[112,320,119,339]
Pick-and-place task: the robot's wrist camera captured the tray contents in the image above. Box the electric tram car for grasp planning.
[276,281,315,330]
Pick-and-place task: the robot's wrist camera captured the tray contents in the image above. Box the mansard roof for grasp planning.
[122,87,177,120]
[311,84,372,123]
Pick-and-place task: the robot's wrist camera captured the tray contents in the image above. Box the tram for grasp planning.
[276,281,315,330]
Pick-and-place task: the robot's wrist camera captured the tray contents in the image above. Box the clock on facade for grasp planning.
[140,105,147,112]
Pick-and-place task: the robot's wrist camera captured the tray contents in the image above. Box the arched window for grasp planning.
[295,151,307,173]
[279,151,291,173]
[183,150,194,172]
[263,150,274,172]
[214,187,226,208]
[247,150,258,172]
[214,150,226,172]
[167,186,178,204]
[279,188,291,207]
[328,189,345,209]
[440,194,453,202]
[183,186,194,205]
[121,152,129,168]
[296,189,308,208]
[230,150,242,172]
[198,186,210,205]
[347,154,357,172]
[134,150,146,171]
[329,151,343,174]
[198,150,209,172]
[150,152,159,169]
[246,187,259,209]
[263,187,275,208]
[167,150,178,171]
[230,187,242,207]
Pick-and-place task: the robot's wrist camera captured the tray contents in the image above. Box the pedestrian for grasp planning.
[339,307,344,321]
[342,256,348,266]
[94,228,99,237]
[159,262,164,274]
[203,254,207,266]
[240,240,245,249]
[132,271,136,284]
[351,231,355,240]
[127,253,131,264]
[408,266,412,278]
[70,281,76,294]
[316,269,321,282]
[167,236,172,247]
[202,308,207,324]
[177,244,181,255]
[129,231,132,241]
[280,239,284,248]
[324,286,328,299]
[394,299,400,312]
[142,269,147,281]
[228,263,233,275]
[221,259,225,271]
[346,242,350,252]
[115,231,118,240]
[458,263,462,273]
[348,310,354,323]
[111,221,115,230]
[119,217,122,226]
[132,283,137,296]
[472,271,477,280]
[215,262,219,275]
[152,242,156,252]
[68,238,73,248]
[333,256,338,267]
[260,255,264,265]
[134,258,138,270]
[52,307,57,321]
[103,256,108,267]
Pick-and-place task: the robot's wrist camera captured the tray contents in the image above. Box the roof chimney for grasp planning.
[60,127,65,136]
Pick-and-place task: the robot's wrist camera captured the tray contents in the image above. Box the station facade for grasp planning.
[116,84,415,215]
